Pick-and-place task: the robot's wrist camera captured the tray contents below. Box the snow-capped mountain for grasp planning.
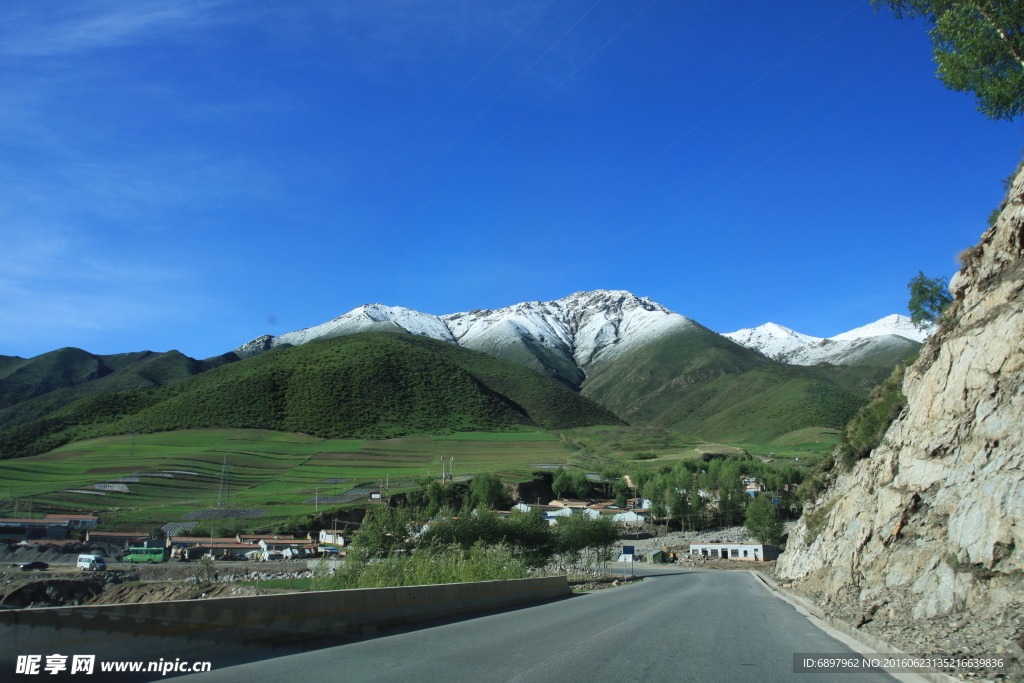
[234,291,696,386]
[721,323,822,362]
[235,291,923,377]
[724,314,926,366]
[234,304,454,358]
[829,314,931,343]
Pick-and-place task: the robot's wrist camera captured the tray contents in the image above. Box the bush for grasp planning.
[311,542,529,590]
[835,361,910,470]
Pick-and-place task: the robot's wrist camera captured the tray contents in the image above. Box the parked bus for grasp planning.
[123,547,168,564]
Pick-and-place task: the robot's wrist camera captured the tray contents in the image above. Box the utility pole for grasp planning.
[217,455,230,509]
[315,487,319,512]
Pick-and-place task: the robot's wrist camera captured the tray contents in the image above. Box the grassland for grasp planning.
[0,428,572,531]
[0,423,832,533]
[556,425,834,471]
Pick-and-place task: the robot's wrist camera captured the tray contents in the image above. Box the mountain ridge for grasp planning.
[724,314,927,366]
[234,290,916,375]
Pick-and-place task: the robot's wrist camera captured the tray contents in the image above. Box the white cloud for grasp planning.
[0,1,226,57]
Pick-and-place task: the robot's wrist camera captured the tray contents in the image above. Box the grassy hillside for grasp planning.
[791,363,896,398]
[579,325,866,441]
[0,348,237,429]
[0,428,574,531]
[0,333,622,459]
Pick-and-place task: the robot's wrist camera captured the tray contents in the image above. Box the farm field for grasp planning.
[558,425,832,471]
[0,428,573,531]
[0,425,828,532]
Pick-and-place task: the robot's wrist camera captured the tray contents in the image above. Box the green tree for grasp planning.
[469,474,511,510]
[907,271,953,329]
[569,470,591,499]
[872,1,1024,120]
[351,505,419,558]
[554,514,619,567]
[551,468,570,499]
[745,495,784,545]
[668,491,687,530]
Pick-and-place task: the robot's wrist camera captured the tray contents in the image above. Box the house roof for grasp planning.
[548,499,589,508]
[237,534,297,540]
[169,536,238,544]
[0,518,68,525]
[87,531,148,537]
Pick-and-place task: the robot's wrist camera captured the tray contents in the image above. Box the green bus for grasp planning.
[123,547,168,564]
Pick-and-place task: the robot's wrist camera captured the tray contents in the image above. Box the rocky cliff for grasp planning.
[777,163,1024,672]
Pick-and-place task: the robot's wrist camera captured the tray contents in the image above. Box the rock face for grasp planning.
[778,163,1024,665]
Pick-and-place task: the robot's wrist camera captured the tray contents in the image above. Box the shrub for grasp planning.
[835,361,911,470]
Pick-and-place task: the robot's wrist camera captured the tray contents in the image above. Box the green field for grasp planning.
[0,428,572,530]
[0,424,829,532]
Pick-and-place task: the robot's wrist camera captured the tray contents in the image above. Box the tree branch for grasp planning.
[973,2,1024,69]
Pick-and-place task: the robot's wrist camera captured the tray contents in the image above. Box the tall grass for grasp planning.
[310,542,529,591]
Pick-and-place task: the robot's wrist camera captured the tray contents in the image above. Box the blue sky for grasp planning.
[1,0,1020,360]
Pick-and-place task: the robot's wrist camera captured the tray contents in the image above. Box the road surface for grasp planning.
[170,566,901,683]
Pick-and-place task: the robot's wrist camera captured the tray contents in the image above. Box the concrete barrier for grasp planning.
[0,576,569,666]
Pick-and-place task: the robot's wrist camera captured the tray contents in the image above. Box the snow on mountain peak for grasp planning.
[723,323,822,362]
[233,290,697,382]
[723,314,929,365]
[829,314,930,343]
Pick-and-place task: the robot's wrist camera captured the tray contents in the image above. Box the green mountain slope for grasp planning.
[0,333,622,459]
[0,349,237,429]
[579,324,868,441]
[792,363,898,398]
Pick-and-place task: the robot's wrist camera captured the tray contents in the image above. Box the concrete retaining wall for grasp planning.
[0,576,569,666]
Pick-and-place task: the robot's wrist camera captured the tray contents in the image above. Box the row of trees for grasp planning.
[613,456,804,531]
[347,504,620,572]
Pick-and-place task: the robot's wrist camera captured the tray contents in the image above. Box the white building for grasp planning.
[611,511,647,524]
[318,530,345,545]
[689,543,780,561]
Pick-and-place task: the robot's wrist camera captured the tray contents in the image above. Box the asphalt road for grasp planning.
[173,567,899,683]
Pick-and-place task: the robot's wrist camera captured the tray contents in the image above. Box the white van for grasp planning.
[77,554,106,571]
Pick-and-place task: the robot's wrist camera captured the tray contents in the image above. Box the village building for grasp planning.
[43,514,99,529]
[237,534,299,544]
[0,518,69,539]
[688,542,780,561]
[511,502,559,513]
[547,499,589,509]
[85,530,151,547]
[166,536,238,548]
[318,530,345,545]
[611,510,647,524]
[258,538,306,552]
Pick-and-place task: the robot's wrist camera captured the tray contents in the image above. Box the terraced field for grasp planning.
[0,428,571,530]
[0,425,826,531]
